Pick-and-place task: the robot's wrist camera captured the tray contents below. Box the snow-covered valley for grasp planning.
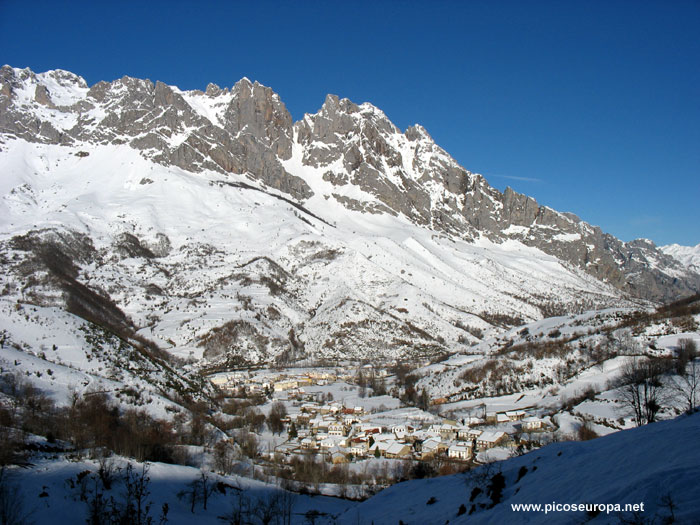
[1,65,700,524]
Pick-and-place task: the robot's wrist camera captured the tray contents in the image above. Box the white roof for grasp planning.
[422,438,441,450]
[371,441,392,452]
[479,431,506,443]
[386,442,409,455]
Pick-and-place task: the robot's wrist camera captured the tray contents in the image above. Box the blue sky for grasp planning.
[1,0,698,246]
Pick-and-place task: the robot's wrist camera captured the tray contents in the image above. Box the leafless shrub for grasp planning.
[616,357,673,426]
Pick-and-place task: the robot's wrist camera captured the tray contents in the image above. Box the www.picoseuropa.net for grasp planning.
[511,502,645,515]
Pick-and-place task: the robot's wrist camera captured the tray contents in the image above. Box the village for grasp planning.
[207,366,551,469]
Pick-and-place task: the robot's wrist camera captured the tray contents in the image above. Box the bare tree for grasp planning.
[617,357,670,426]
[219,490,294,525]
[252,493,280,525]
[675,338,697,374]
[236,430,260,459]
[214,440,237,475]
[576,416,599,441]
[671,341,699,413]
[123,463,153,525]
[267,402,287,435]
[219,491,250,524]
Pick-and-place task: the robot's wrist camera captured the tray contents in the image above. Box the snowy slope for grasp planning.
[412,297,700,438]
[0,138,625,367]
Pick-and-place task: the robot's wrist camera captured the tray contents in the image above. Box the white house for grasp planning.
[370,441,392,457]
[320,436,347,449]
[467,429,483,440]
[448,443,472,460]
[343,414,360,425]
[328,422,346,436]
[300,437,317,449]
[439,423,458,440]
[349,440,369,457]
[505,410,526,421]
[477,431,507,450]
[391,424,407,435]
[457,426,471,440]
[420,438,441,459]
[522,416,545,431]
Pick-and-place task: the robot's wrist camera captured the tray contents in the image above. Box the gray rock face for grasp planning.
[2,65,698,303]
[0,66,312,201]
[224,78,293,160]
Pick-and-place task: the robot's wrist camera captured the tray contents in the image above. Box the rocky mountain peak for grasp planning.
[37,68,88,90]
[204,82,227,97]
[225,77,293,159]
[319,93,360,116]
[405,124,433,142]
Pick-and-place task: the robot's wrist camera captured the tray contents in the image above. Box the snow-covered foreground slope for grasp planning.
[337,412,700,524]
[4,455,356,524]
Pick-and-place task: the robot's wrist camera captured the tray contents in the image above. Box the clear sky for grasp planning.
[1,0,698,246]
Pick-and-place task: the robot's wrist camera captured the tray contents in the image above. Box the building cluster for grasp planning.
[209,370,343,397]
[276,401,548,465]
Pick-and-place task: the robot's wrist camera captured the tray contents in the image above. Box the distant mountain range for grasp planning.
[661,243,700,274]
[1,65,698,366]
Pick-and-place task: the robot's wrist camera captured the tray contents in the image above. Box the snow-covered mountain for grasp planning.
[1,65,698,367]
[662,243,700,274]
